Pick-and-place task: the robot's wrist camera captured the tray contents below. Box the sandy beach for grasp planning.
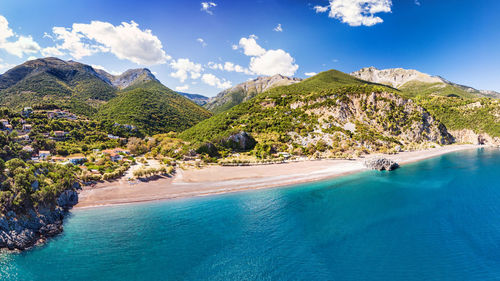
[76,144,482,208]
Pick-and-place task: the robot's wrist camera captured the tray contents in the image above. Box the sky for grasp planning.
[0,0,499,96]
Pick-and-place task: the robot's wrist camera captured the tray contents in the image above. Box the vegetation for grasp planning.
[96,81,212,135]
[180,70,450,159]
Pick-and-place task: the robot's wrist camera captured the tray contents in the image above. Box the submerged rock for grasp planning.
[364,158,399,171]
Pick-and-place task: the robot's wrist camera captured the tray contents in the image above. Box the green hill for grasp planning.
[180,70,452,158]
[0,57,117,114]
[97,81,212,135]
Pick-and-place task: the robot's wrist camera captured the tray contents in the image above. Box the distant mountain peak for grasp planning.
[351,67,445,88]
[351,67,500,98]
[94,67,158,89]
[204,74,302,114]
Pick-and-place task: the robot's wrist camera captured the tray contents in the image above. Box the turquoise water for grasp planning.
[2,148,500,280]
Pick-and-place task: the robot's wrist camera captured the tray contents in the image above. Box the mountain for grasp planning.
[177,92,210,106]
[0,57,117,114]
[0,57,212,134]
[97,80,212,135]
[180,70,452,158]
[351,67,500,144]
[95,68,159,89]
[204,74,302,114]
[351,67,500,98]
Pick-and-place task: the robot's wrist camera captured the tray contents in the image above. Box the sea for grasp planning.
[1,148,500,280]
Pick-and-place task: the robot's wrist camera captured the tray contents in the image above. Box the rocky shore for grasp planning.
[0,189,78,251]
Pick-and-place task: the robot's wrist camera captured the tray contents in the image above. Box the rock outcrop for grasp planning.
[450,129,500,145]
[223,131,256,151]
[0,189,79,251]
[364,158,399,171]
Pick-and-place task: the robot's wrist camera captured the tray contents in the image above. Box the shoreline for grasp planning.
[75,144,483,209]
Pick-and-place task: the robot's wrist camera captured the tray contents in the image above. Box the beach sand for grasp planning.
[76,144,481,208]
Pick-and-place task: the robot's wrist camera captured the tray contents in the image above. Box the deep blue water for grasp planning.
[2,148,500,280]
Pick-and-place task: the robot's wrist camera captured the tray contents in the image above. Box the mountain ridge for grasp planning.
[351,66,500,98]
[204,74,302,114]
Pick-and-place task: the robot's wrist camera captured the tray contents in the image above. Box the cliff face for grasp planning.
[450,129,500,145]
[0,190,78,251]
[350,67,500,98]
[205,74,302,114]
[351,67,444,88]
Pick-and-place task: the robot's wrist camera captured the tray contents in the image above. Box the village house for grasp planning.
[22,124,32,132]
[16,134,30,143]
[38,151,51,160]
[4,124,13,131]
[68,156,87,165]
[0,119,9,126]
[22,145,34,153]
[21,107,33,118]
[52,131,68,141]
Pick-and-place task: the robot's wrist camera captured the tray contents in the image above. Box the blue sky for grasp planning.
[0,0,498,96]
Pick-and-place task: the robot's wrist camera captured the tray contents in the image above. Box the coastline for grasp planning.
[75,144,482,209]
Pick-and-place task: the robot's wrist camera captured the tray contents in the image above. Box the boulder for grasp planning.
[364,158,399,171]
[57,190,78,209]
[223,131,256,151]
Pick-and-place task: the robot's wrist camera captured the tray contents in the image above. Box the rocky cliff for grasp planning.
[450,129,500,145]
[0,189,79,251]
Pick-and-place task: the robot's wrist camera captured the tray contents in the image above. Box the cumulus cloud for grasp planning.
[201,2,217,15]
[274,24,283,32]
[234,35,298,76]
[41,46,65,57]
[0,15,41,58]
[197,38,207,47]
[249,49,298,76]
[201,73,232,89]
[175,85,189,91]
[170,58,203,82]
[314,0,392,27]
[207,61,252,75]
[305,72,317,76]
[238,35,266,56]
[48,20,170,65]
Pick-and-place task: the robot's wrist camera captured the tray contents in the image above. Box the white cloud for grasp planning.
[201,2,217,15]
[49,20,170,65]
[249,49,298,76]
[238,35,266,56]
[201,73,232,89]
[41,46,65,57]
[170,58,203,82]
[234,35,298,76]
[207,61,252,75]
[274,24,283,32]
[0,15,41,58]
[91,64,120,75]
[314,5,329,13]
[415,0,421,5]
[175,85,190,91]
[314,0,392,27]
[305,72,317,76]
[197,38,207,47]
[0,58,15,73]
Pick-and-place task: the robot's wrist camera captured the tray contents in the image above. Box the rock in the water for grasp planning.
[364,158,399,171]
[57,190,79,209]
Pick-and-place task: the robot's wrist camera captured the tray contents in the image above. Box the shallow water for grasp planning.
[1,148,500,280]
